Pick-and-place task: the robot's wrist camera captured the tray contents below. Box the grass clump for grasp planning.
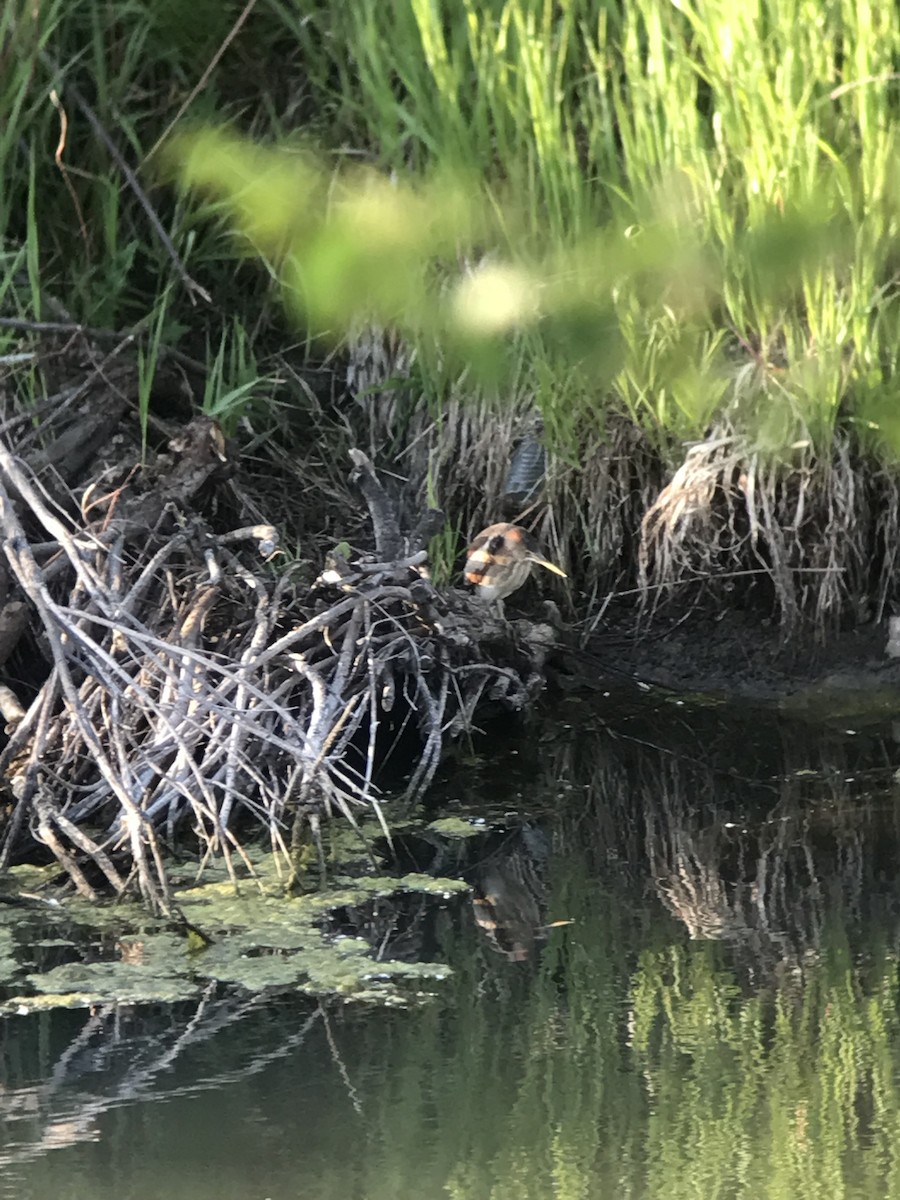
[166,0,900,629]
[3,0,900,632]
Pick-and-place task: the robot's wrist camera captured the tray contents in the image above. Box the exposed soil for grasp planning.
[579,606,900,718]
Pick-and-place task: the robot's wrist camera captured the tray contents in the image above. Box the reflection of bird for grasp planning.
[472,868,541,962]
[465,522,566,604]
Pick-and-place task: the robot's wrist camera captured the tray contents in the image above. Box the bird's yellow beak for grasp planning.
[527,555,567,578]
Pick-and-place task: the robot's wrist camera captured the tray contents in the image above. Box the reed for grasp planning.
[5,0,900,636]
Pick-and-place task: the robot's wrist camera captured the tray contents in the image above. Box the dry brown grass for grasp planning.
[343,327,900,639]
[636,416,896,635]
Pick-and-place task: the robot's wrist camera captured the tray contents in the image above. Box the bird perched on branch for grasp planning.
[464,522,567,605]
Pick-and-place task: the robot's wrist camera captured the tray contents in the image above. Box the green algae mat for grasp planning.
[0,834,472,1013]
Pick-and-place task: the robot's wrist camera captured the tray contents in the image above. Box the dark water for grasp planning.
[4,692,900,1200]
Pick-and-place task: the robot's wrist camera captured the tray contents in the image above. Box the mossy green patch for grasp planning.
[0,853,469,1013]
[778,683,900,725]
[23,961,199,1007]
[426,817,488,839]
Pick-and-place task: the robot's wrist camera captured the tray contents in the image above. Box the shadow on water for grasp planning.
[4,690,900,1199]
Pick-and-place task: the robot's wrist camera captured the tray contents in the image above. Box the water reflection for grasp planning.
[469,825,553,962]
[4,696,900,1199]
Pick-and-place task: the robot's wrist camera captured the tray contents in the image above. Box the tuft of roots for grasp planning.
[638,418,900,635]
[345,327,900,639]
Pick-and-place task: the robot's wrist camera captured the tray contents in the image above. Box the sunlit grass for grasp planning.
[3,0,900,625]
[6,0,900,457]
[170,0,900,463]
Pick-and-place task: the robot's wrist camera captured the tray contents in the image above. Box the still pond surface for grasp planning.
[3,691,900,1199]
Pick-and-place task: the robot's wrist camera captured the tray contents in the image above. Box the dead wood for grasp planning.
[348,448,403,560]
[0,410,556,909]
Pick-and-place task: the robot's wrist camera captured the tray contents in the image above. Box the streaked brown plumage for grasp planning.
[464,522,567,603]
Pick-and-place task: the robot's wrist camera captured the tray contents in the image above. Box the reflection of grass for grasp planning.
[320,882,900,1200]
[6,712,900,1195]
[329,713,900,1199]
[630,934,900,1200]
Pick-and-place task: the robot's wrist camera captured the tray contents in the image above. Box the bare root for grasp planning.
[0,431,549,909]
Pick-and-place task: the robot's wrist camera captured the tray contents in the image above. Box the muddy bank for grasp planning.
[577,606,900,717]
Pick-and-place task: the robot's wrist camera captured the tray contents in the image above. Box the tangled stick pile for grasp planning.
[0,380,556,912]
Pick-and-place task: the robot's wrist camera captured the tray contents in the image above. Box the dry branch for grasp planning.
[0,412,554,908]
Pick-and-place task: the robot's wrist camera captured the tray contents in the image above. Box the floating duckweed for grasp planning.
[426,817,486,839]
[0,852,470,1012]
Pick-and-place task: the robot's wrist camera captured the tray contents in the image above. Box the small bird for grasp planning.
[464,522,567,604]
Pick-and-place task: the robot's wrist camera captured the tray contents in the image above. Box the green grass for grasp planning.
[0,0,296,400]
[167,0,900,458]
[6,0,900,453]
[3,0,900,624]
